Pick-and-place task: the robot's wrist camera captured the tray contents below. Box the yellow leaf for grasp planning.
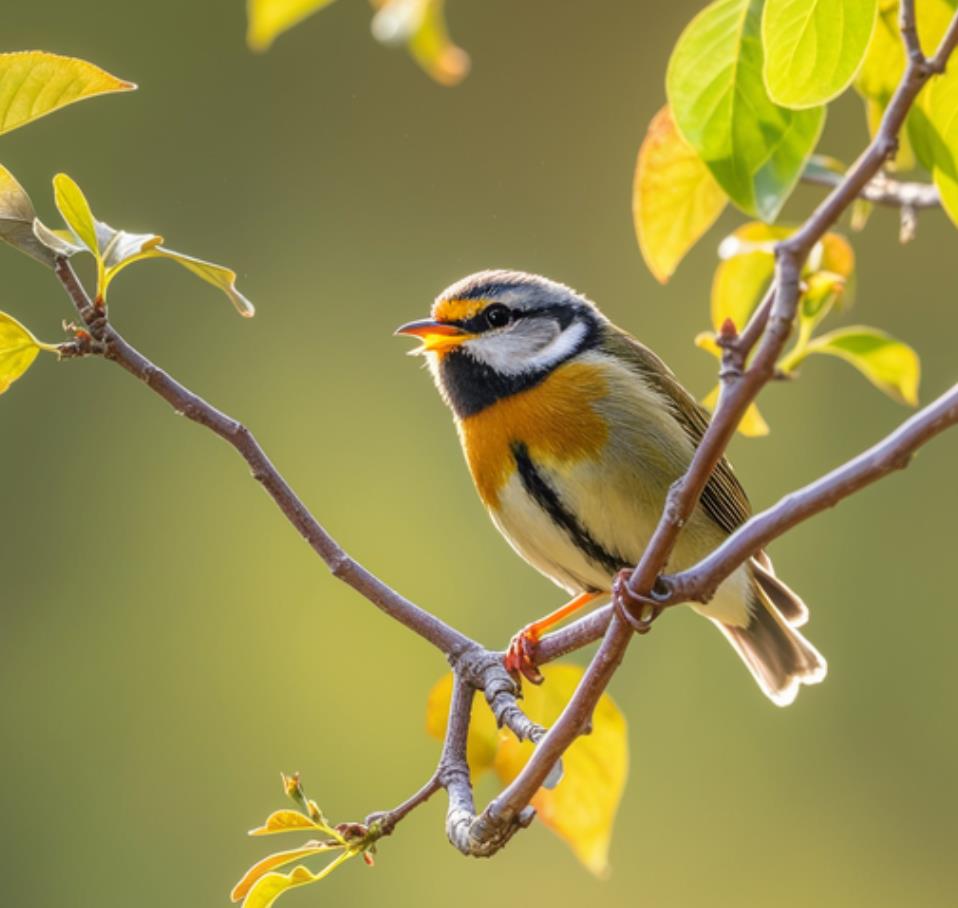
[0,52,134,136]
[248,809,325,836]
[701,385,770,437]
[247,0,339,52]
[239,857,352,908]
[0,311,47,395]
[0,163,57,266]
[425,674,501,776]
[712,223,854,332]
[633,105,727,284]
[52,173,100,259]
[711,222,790,332]
[818,232,855,281]
[231,844,340,902]
[492,665,626,877]
[805,325,920,405]
[427,665,628,877]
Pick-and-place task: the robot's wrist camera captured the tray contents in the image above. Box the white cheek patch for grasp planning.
[463,319,588,376]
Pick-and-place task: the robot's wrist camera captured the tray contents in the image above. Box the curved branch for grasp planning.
[54,258,473,660]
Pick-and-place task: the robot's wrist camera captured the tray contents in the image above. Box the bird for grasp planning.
[396,270,826,706]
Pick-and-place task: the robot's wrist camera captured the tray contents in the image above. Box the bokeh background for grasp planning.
[3,2,957,906]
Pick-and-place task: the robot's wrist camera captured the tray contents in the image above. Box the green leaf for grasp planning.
[763,0,877,108]
[633,105,727,283]
[667,0,825,220]
[0,52,134,136]
[921,50,958,226]
[0,311,53,395]
[857,0,955,169]
[247,0,339,52]
[805,326,920,404]
[0,164,58,267]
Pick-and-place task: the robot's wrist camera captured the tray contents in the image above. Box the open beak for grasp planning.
[394,319,471,355]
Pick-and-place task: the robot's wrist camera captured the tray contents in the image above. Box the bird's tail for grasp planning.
[711,558,827,707]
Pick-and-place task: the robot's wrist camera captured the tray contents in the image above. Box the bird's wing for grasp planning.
[601,326,752,535]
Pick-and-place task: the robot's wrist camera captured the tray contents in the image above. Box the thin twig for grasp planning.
[801,168,941,209]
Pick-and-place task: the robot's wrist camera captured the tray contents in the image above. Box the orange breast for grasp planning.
[457,361,609,508]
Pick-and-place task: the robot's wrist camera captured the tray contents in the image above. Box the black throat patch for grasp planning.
[437,311,599,418]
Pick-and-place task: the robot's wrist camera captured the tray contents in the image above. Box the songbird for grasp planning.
[396,270,826,706]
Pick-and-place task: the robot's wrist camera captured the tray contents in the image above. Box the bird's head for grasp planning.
[395,270,604,417]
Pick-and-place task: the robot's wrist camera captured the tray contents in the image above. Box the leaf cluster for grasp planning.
[0,52,253,397]
[633,0,950,433]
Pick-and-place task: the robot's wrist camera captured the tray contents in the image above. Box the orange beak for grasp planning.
[394,319,471,354]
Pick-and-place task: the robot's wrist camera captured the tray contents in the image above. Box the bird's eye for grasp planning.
[484,304,511,329]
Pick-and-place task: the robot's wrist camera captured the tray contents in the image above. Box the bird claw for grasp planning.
[612,568,662,634]
[504,626,545,685]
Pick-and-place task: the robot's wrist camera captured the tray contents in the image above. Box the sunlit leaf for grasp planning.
[45,174,255,316]
[127,246,256,317]
[238,857,353,908]
[247,0,339,52]
[711,222,790,331]
[427,665,627,877]
[633,105,727,283]
[799,269,847,332]
[249,809,326,836]
[711,223,854,334]
[763,0,877,108]
[0,311,53,395]
[231,845,341,903]
[667,0,825,220]
[857,0,955,169]
[32,220,86,258]
[425,674,499,775]
[0,51,134,136]
[700,378,771,436]
[52,173,100,260]
[0,164,57,266]
[922,47,958,226]
[805,325,920,404]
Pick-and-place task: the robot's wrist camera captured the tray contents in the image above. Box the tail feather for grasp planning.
[711,570,826,707]
[751,556,809,627]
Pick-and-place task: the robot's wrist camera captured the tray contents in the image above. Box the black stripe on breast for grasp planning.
[511,441,630,577]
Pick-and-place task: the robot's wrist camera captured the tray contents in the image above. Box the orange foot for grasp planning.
[503,591,601,685]
[504,625,544,685]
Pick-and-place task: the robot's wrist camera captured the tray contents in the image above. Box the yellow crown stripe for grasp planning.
[432,298,487,323]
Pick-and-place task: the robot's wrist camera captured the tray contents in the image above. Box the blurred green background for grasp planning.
[2,2,957,906]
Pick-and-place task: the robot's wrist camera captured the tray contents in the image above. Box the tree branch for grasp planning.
[657,382,958,606]
[469,2,958,835]
[801,168,941,209]
[53,258,473,660]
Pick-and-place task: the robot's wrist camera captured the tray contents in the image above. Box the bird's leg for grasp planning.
[504,592,601,684]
